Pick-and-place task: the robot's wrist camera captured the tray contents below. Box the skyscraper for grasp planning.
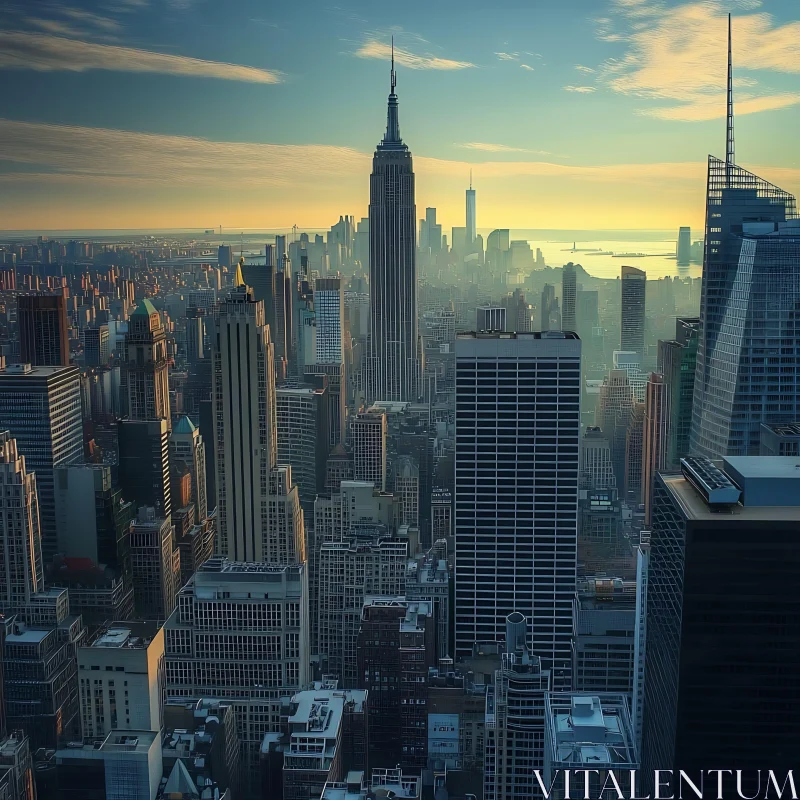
[169,415,208,524]
[540,284,556,331]
[676,226,691,266]
[351,408,387,491]
[620,266,646,360]
[0,431,44,611]
[211,285,274,561]
[657,317,699,469]
[561,263,577,332]
[466,175,476,246]
[211,285,303,563]
[0,363,83,560]
[18,293,69,367]
[642,457,800,790]
[454,332,580,684]
[641,373,669,524]
[121,299,171,430]
[118,418,172,520]
[690,18,800,457]
[369,47,420,402]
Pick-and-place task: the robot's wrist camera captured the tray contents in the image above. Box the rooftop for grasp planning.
[172,415,197,435]
[89,621,159,649]
[663,460,800,521]
[131,298,158,317]
[761,422,800,438]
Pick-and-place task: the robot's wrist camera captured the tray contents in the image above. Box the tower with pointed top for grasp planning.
[368,42,421,402]
[466,172,476,246]
[690,15,800,457]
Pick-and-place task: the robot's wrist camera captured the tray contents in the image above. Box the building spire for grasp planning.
[383,36,401,144]
[391,35,396,94]
[726,12,735,168]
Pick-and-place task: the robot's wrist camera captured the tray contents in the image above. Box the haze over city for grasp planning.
[1,0,800,231]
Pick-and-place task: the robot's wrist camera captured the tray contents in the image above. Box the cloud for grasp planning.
[575,65,596,73]
[564,85,597,93]
[602,0,800,120]
[520,64,534,71]
[458,142,543,153]
[59,8,122,33]
[25,18,87,38]
[355,39,475,70]
[0,120,366,188]
[495,52,518,61]
[0,31,283,83]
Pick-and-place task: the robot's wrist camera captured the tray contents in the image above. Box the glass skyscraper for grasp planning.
[690,157,800,457]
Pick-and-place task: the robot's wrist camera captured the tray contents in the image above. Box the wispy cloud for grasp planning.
[458,142,544,153]
[355,38,475,70]
[520,64,534,71]
[59,8,122,33]
[25,18,86,38]
[564,85,597,93]
[0,120,366,187]
[0,31,283,83]
[601,0,800,120]
[575,64,596,74]
[495,51,518,61]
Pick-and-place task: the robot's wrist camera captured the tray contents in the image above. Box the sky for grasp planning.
[0,0,798,233]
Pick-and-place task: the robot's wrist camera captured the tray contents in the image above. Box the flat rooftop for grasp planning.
[762,422,800,437]
[661,472,800,521]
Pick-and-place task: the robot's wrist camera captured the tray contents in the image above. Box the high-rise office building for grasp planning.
[351,408,387,491]
[218,245,232,269]
[18,294,69,367]
[368,52,420,402]
[212,286,271,561]
[0,364,82,560]
[484,615,552,800]
[561,263,577,332]
[676,226,691,266]
[304,362,346,447]
[276,386,329,510]
[54,463,135,575]
[595,370,634,491]
[579,427,616,491]
[540,284,556,331]
[357,598,435,771]
[118,419,172,521]
[641,373,669,524]
[121,299,171,430]
[466,179,476,246]
[169,416,208,524]
[83,324,110,368]
[128,507,179,620]
[501,288,532,333]
[642,457,800,790]
[315,278,345,364]
[392,455,419,528]
[620,266,646,360]
[625,401,644,505]
[657,317,699,469]
[454,332,580,683]
[164,558,309,794]
[0,431,44,611]
[691,182,799,455]
[691,23,800,456]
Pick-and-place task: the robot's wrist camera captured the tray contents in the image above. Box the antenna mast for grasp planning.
[726,13,735,169]
[391,36,396,93]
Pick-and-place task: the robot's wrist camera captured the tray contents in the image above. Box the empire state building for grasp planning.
[368,47,420,402]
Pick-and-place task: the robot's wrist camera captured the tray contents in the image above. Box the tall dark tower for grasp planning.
[368,41,420,402]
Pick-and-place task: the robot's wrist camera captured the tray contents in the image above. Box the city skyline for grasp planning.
[1,0,799,231]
